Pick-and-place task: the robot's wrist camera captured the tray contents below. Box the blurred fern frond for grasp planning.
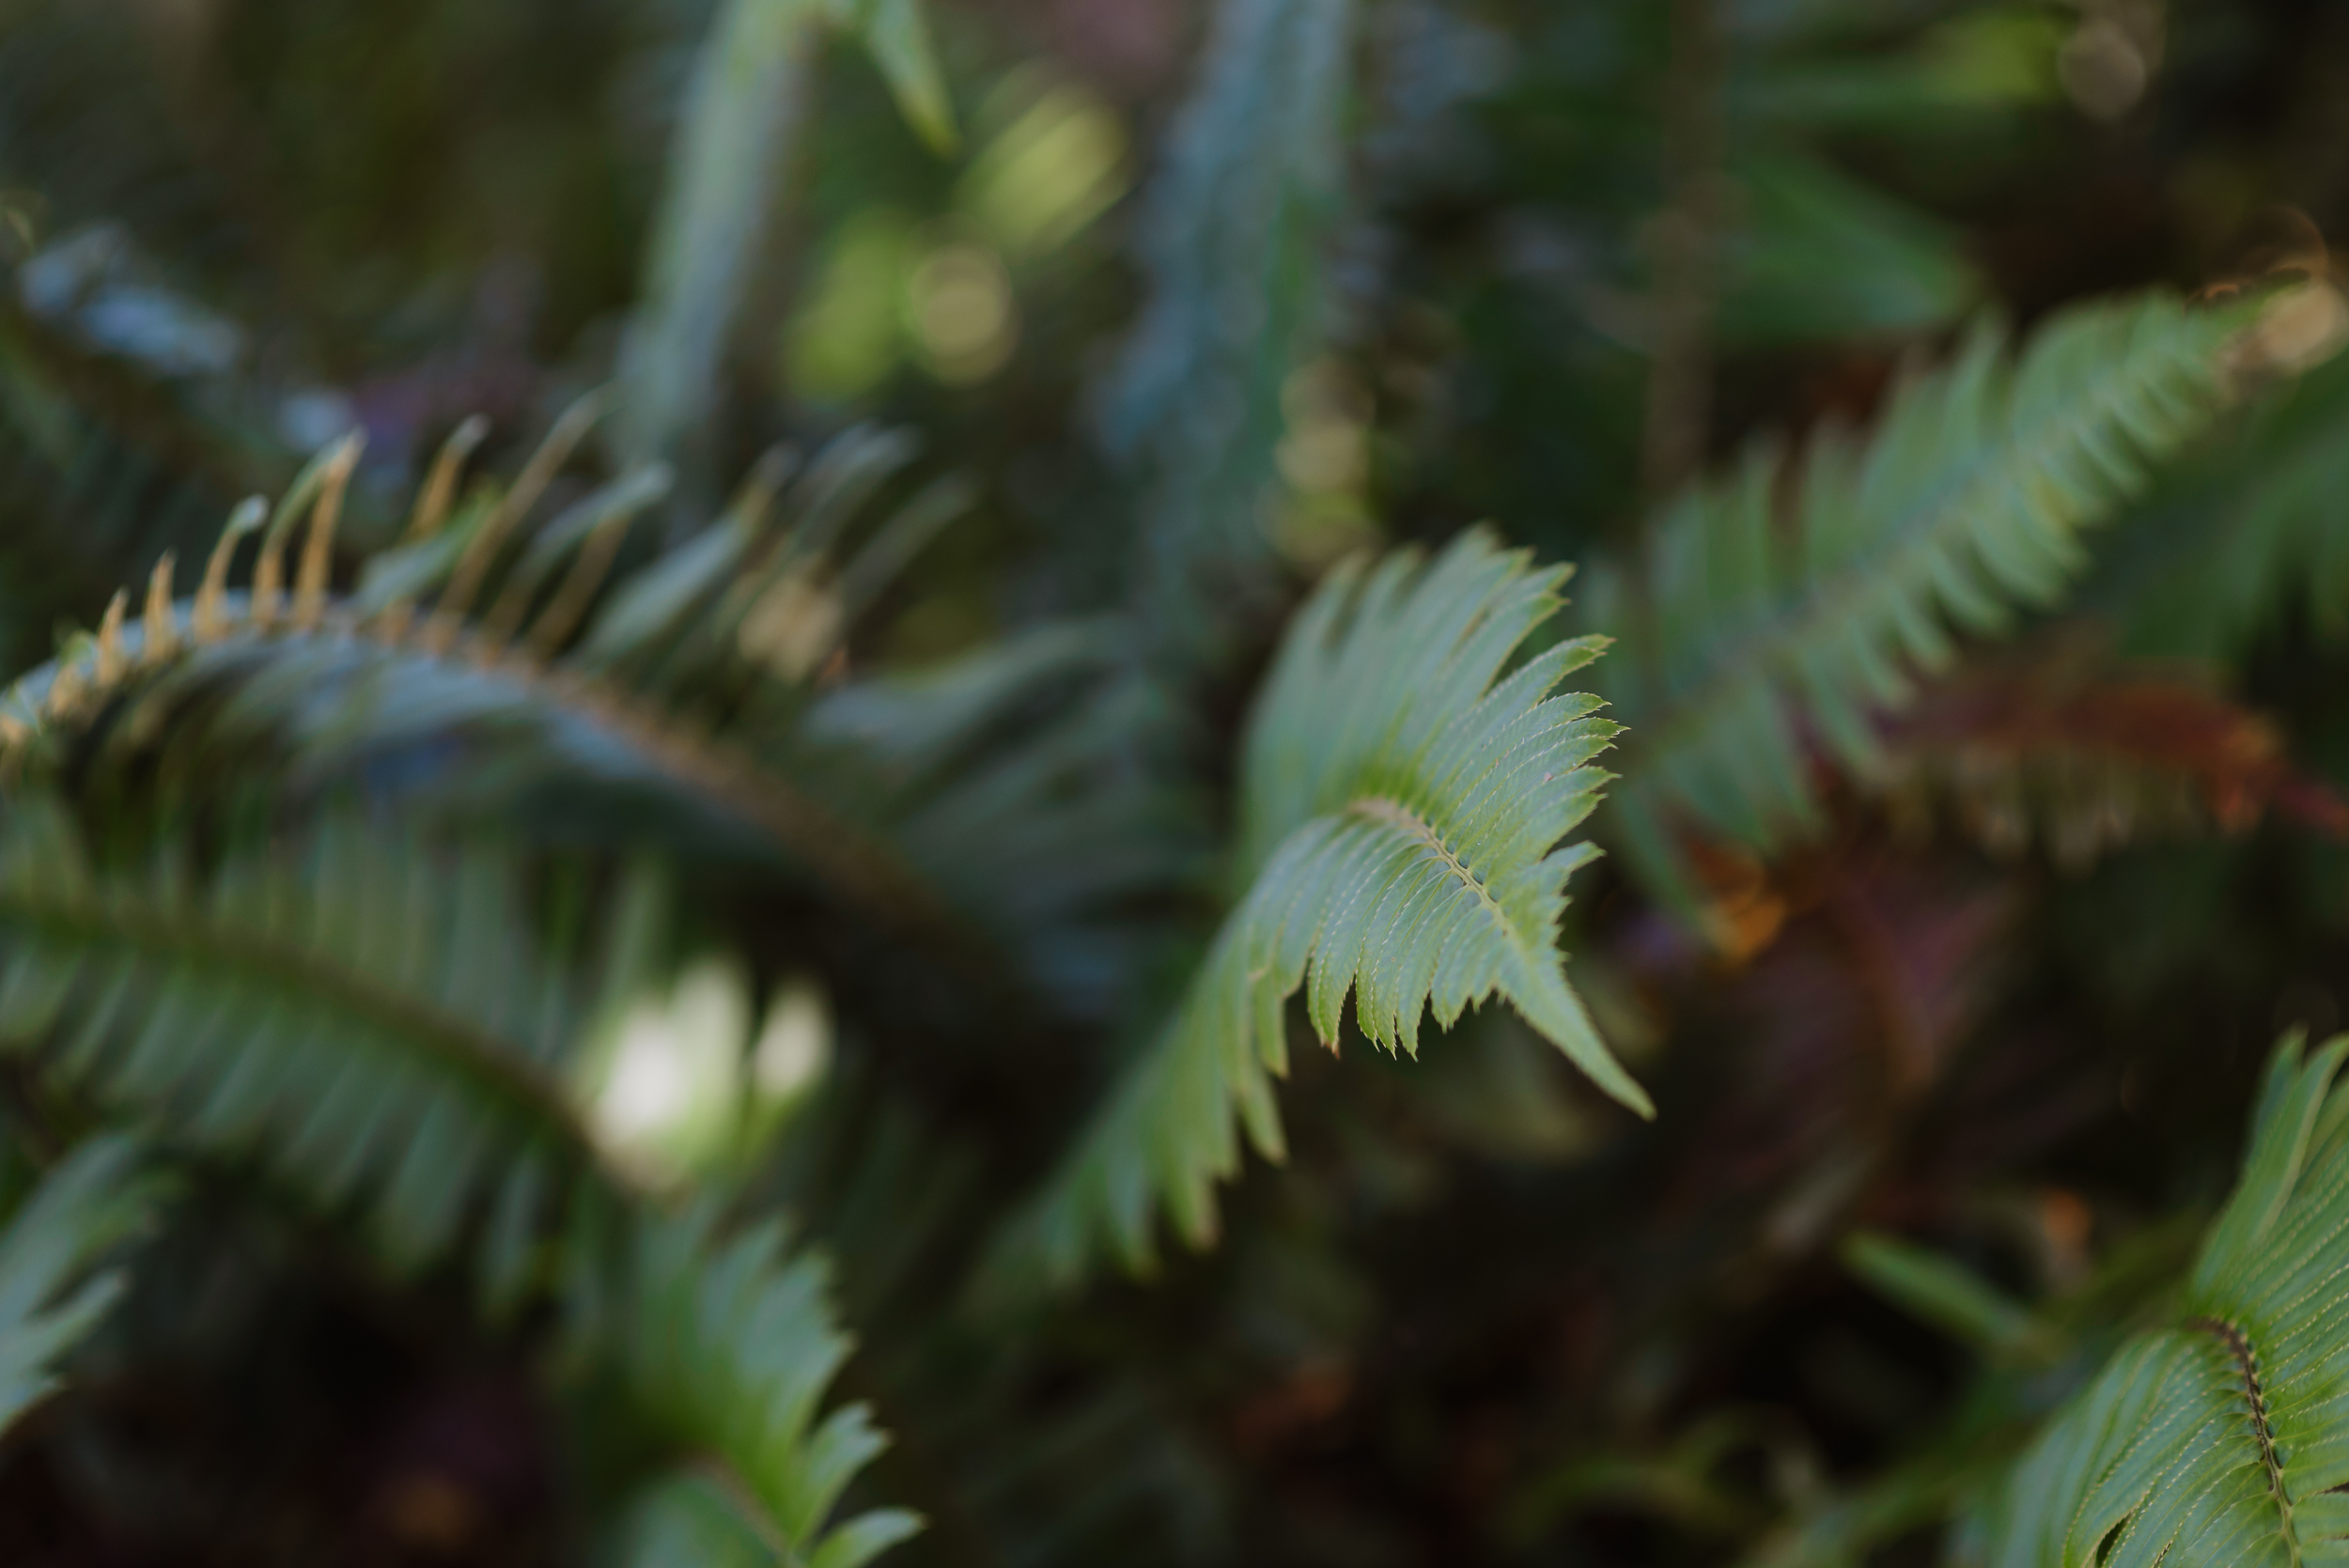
[802,618,1208,1017]
[1098,0,1357,648]
[0,1133,167,1436]
[0,283,290,676]
[621,0,956,476]
[1968,1032,2349,1567]
[0,789,911,1562]
[1871,647,2349,868]
[0,790,599,1278]
[1592,290,2268,918]
[0,411,983,937]
[2096,339,2349,662]
[583,1201,924,1568]
[991,530,1634,1289]
[613,1464,918,1568]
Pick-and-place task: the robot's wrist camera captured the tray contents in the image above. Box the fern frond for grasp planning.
[804,618,1210,1017]
[0,287,276,676]
[611,1471,786,1568]
[0,411,1201,1032]
[0,1133,167,1436]
[613,1466,922,1568]
[1591,291,2261,916]
[0,792,600,1274]
[620,0,955,474]
[1872,648,2349,867]
[0,416,970,937]
[582,1201,926,1568]
[2097,342,2349,662]
[0,795,910,1563]
[992,530,1635,1288]
[1097,0,1356,644]
[1970,1032,2349,1567]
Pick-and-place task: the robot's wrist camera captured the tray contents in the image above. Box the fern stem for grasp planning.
[2,600,961,946]
[2192,1314,2300,1564]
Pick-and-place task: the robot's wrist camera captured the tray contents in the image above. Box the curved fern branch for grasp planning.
[991,530,1636,1289]
[1971,1032,2349,1567]
[0,416,969,940]
[1591,290,2268,918]
[0,794,912,1564]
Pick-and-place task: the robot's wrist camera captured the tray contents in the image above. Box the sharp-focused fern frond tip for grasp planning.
[1969,1032,2349,1567]
[993,530,1636,1289]
[0,1134,168,1436]
[1592,288,2272,917]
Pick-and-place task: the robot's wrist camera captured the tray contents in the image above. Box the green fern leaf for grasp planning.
[619,0,955,470]
[611,1471,786,1568]
[993,530,1637,1288]
[0,1133,167,1435]
[583,1199,925,1566]
[612,1467,923,1568]
[0,420,967,939]
[1592,290,2259,916]
[1970,1032,2349,1566]
[0,411,1177,1031]
[0,796,911,1563]
[1098,0,1357,643]
[0,795,599,1275]
[825,0,957,155]
[2098,347,2349,662]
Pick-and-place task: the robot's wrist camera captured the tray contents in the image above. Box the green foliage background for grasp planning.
[3,0,2349,1564]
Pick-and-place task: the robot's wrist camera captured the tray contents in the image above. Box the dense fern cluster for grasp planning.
[5,1,2349,1565]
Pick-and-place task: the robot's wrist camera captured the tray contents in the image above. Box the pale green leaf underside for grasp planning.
[1975,1034,2349,1566]
[994,530,1641,1289]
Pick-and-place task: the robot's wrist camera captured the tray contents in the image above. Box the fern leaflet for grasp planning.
[1971,1032,2349,1566]
[1098,0,1357,644]
[0,1133,166,1436]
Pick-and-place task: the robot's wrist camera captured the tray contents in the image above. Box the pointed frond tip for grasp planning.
[988,529,1641,1295]
[1971,1031,2349,1566]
